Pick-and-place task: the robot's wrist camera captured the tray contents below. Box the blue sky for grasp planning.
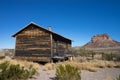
[0,0,120,49]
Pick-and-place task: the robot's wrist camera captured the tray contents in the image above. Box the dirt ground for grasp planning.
[31,68,120,80]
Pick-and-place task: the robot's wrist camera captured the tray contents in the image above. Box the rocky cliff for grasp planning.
[84,34,120,48]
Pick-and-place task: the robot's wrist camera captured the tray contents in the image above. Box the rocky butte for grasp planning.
[82,34,120,53]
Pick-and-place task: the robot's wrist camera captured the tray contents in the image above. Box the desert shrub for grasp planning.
[0,58,40,70]
[28,64,38,77]
[115,75,120,80]
[0,61,38,80]
[113,54,120,61]
[43,63,56,71]
[0,56,5,59]
[103,53,120,61]
[74,47,95,58]
[56,64,81,80]
[115,62,120,68]
[103,54,113,61]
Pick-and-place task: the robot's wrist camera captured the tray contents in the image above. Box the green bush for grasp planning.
[103,53,120,61]
[103,53,113,61]
[0,61,38,80]
[0,56,5,59]
[56,64,81,80]
[113,54,120,61]
[115,75,120,80]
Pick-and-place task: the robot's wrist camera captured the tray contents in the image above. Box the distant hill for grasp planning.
[73,34,120,53]
[84,34,120,48]
[83,34,120,53]
[0,49,14,56]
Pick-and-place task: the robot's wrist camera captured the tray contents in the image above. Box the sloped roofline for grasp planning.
[12,22,71,42]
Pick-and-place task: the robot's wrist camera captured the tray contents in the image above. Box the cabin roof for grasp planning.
[12,22,71,43]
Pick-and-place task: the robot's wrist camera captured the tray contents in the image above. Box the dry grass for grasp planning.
[89,60,116,68]
[57,61,98,72]
[115,62,120,68]
[72,56,87,62]
[43,63,57,71]
[2,57,119,72]
[0,57,41,70]
[94,54,102,60]
[42,58,120,72]
[105,76,112,80]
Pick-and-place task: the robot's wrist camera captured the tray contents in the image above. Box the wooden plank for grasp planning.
[14,24,72,62]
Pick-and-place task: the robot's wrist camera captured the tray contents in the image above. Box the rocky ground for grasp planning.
[81,68,120,80]
[31,68,120,80]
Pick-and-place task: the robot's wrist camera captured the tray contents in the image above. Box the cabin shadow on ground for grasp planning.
[34,61,48,65]
[34,58,69,65]
[49,77,58,80]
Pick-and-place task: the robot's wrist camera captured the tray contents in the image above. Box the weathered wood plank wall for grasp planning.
[52,39,71,56]
[15,26,51,61]
[13,23,72,62]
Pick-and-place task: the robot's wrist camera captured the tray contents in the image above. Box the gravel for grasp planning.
[31,68,120,80]
[81,68,120,80]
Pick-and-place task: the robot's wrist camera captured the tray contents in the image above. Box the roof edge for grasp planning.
[12,22,72,41]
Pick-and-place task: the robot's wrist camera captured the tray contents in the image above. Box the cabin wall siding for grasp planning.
[13,23,72,62]
[15,26,51,61]
[52,39,71,56]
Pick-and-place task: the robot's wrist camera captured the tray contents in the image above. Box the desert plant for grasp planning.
[0,56,5,59]
[0,58,41,70]
[56,64,81,80]
[0,61,38,80]
[103,53,114,61]
[28,64,38,77]
[115,75,120,80]
[43,63,57,71]
[113,54,120,61]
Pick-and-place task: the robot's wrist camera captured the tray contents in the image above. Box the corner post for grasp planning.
[48,26,53,63]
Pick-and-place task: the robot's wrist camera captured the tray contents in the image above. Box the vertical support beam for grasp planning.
[50,33,53,62]
[48,26,53,62]
[14,37,17,58]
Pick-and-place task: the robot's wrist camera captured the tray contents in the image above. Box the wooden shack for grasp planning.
[12,23,72,62]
